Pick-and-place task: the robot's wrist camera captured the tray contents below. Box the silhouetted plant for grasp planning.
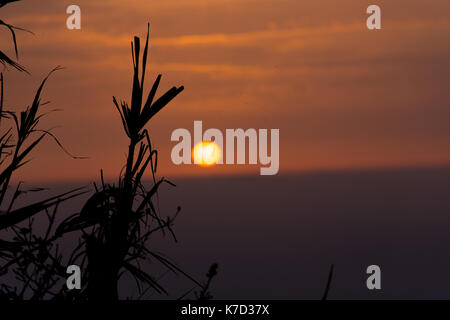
[0,69,86,225]
[0,1,214,299]
[0,69,88,299]
[0,1,87,299]
[0,0,30,73]
[321,264,334,300]
[197,263,219,300]
[0,203,87,299]
[55,25,207,300]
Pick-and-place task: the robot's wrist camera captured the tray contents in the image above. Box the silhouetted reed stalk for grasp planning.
[0,0,89,299]
[197,263,218,300]
[1,8,215,298]
[0,68,86,231]
[0,0,31,73]
[321,264,334,300]
[55,25,201,300]
[1,0,216,299]
[87,24,185,299]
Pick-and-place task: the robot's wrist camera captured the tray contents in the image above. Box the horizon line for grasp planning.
[10,162,450,186]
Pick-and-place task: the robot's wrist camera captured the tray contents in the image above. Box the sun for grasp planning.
[192,141,221,166]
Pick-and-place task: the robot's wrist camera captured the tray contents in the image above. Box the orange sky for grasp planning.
[1,0,450,182]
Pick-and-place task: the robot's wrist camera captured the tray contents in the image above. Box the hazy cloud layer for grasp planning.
[1,0,450,181]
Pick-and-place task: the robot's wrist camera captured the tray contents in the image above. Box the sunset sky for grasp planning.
[1,0,450,182]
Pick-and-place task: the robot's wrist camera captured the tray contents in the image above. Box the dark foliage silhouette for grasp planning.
[55,25,211,300]
[0,68,86,230]
[321,264,334,300]
[0,0,30,73]
[0,1,88,297]
[197,263,219,300]
[0,3,216,297]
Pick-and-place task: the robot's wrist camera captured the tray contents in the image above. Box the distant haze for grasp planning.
[11,168,450,299]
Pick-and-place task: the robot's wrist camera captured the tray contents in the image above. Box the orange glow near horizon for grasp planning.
[192,141,221,167]
[2,0,450,182]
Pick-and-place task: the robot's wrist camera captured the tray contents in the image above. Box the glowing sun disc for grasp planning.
[192,141,221,166]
